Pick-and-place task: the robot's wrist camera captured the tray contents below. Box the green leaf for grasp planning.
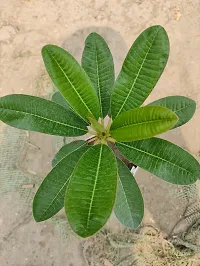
[52,91,86,121]
[52,91,70,109]
[110,106,178,142]
[65,144,117,238]
[111,25,169,119]
[88,117,105,133]
[52,140,86,167]
[148,96,196,128]
[82,32,115,118]
[42,45,100,121]
[114,158,144,228]
[0,94,88,136]
[116,138,200,185]
[33,141,88,222]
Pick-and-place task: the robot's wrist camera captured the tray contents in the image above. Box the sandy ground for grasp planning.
[0,0,200,265]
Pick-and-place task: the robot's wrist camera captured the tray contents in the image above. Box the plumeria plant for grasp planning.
[0,25,199,238]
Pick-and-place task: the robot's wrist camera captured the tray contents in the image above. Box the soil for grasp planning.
[0,0,200,265]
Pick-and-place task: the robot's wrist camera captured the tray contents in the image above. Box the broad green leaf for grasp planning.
[111,25,169,119]
[148,96,196,128]
[52,91,86,121]
[33,141,88,222]
[0,94,88,136]
[116,138,200,185]
[82,32,115,118]
[42,45,100,121]
[88,117,105,133]
[52,91,70,110]
[65,144,117,238]
[110,106,178,142]
[114,159,144,228]
[52,140,86,167]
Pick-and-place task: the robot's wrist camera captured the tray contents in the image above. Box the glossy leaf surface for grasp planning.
[42,45,100,121]
[52,140,86,167]
[148,96,196,128]
[52,91,70,109]
[116,138,200,184]
[82,32,115,117]
[111,25,169,119]
[33,141,88,222]
[0,94,88,136]
[65,144,117,237]
[114,159,144,228]
[110,106,178,142]
[52,91,86,121]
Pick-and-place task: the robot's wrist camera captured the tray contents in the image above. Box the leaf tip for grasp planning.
[41,44,50,54]
[32,198,44,223]
[150,25,167,33]
[32,210,42,223]
[41,44,59,57]
[172,112,179,126]
[86,32,102,41]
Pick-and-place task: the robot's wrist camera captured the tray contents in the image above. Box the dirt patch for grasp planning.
[83,226,200,266]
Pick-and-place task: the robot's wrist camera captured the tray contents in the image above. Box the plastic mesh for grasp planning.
[170,180,200,252]
[0,127,36,202]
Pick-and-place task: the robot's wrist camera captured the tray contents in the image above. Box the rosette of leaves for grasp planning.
[0,26,199,238]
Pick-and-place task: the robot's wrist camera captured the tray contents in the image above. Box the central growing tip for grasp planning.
[87,117,115,145]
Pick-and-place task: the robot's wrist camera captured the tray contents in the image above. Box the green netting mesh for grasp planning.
[170,183,200,253]
[0,127,36,201]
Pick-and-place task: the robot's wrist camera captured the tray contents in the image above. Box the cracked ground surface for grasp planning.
[0,0,200,265]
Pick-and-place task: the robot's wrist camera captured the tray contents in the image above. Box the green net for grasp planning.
[0,127,36,201]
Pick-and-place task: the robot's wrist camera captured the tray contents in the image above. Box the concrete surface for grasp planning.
[0,0,200,265]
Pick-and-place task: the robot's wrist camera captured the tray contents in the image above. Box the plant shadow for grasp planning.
[62,26,128,76]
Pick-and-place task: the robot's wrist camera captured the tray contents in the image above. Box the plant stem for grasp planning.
[108,142,137,170]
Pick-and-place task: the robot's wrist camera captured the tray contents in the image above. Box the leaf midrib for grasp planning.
[46,47,95,119]
[0,107,87,132]
[111,118,175,131]
[118,176,134,225]
[36,142,86,220]
[95,41,103,117]
[86,145,103,230]
[52,93,89,123]
[38,178,70,220]
[119,142,193,175]
[53,142,86,167]
[115,27,161,118]
[173,104,193,113]
[151,103,193,113]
